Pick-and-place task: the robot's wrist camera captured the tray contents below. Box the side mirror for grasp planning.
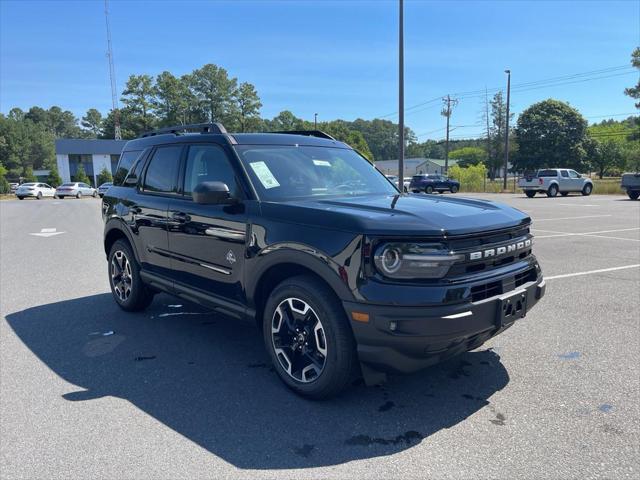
[124,174,137,185]
[193,181,235,205]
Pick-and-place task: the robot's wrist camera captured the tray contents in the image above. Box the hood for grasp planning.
[261,194,530,237]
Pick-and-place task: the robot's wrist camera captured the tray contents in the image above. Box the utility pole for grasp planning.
[503,69,511,189]
[484,87,491,191]
[104,0,121,140]
[314,113,318,129]
[441,95,458,174]
[398,0,405,192]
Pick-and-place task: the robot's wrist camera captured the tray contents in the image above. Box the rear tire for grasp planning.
[108,239,154,312]
[450,185,459,193]
[628,190,640,200]
[425,185,434,194]
[525,190,536,198]
[547,184,558,197]
[92,190,98,198]
[58,195,64,199]
[17,196,24,200]
[76,192,82,199]
[581,183,593,196]
[36,191,43,200]
[263,275,357,399]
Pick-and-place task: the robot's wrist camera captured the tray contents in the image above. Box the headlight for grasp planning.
[373,243,463,279]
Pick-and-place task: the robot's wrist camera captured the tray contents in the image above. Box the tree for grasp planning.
[0,114,55,177]
[487,91,515,179]
[188,64,239,126]
[97,166,113,186]
[515,99,588,172]
[267,110,305,131]
[81,108,103,137]
[22,166,37,182]
[153,71,194,126]
[0,162,10,193]
[624,47,640,109]
[449,146,487,167]
[74,163,91,185]
[236,82,262,132]
[121,74,156,132]
[46,163,63,187]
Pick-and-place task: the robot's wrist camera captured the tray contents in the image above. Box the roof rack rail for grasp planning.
[140,122,228,138]
[271,130,337,141]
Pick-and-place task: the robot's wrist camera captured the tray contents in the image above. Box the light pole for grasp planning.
[503,69,511,190]
[398,0,405,192]
[314,113,318,129]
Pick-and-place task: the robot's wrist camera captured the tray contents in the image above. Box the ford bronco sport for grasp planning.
[102,123,545,399]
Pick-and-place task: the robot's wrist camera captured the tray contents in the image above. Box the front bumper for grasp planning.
[344,276,545,374]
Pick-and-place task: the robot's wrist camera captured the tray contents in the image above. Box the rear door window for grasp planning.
[142,146,182,194]
[561,170,569,178]
[538,169,558,177]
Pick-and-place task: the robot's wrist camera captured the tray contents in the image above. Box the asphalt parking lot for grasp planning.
[1,193,638,479]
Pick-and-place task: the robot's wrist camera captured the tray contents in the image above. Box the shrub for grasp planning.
[448,163,488,192]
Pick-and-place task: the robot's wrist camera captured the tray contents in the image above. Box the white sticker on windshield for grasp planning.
[249,161,280,189]
[313,159,331,167]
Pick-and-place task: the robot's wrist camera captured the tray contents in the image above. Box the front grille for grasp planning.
[447,224,533,276]
[471,281,502,302]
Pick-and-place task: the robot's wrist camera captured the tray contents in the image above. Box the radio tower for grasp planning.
[104,0,121,140]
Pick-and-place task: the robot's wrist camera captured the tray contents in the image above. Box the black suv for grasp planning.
[103,123,545,399]
[409,174,460,194]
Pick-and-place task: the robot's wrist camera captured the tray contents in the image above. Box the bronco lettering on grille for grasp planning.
[469,239,532,261]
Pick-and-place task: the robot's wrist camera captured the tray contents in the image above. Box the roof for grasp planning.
[121,132,350,152]
[55,139,127,155]
[416,158,459,167]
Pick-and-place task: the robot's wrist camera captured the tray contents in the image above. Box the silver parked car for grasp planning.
[97,182,113,198]
[15,182,56,200]
[518,168,593,197]
[55,182,98,199]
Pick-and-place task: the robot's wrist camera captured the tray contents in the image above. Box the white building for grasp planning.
[55,139,127,186]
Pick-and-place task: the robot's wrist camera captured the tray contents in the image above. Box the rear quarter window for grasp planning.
[113,150,143,186]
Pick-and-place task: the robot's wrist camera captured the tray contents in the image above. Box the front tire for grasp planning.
[92,190,98,198]
[547,184,559,197]
[628,190,640,200]
[58,195,64,199]
[263,275,357,399]
[525,190,536,198]
[425,185,434,194]
[450,185,459,193]
[17,196,24,200]
[582,183,593,196]
[36,191,43,200]
[108,239,154,311]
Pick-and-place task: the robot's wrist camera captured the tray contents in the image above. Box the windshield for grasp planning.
[235,145,398,200]
[21,183,36,186]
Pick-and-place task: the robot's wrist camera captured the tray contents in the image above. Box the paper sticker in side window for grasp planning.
[250,161,280,189]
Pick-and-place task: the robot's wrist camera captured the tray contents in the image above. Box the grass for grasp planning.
[457,177,625,194]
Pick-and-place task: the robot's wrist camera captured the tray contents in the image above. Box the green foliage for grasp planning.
[81,108,103,137]
[74,163,91,185]
[46,163,63,187]
[587,117,639,175]
[188,64,239,127]
[236,82,262,132]
[448,163,487,192]
[624,47,640,109]
[0,162,10,193]
[97,166,113,186]
[22,166,37,182]
[449,146,487,167]
[121,74,156,132]
[515,99,588,171]
[0,114,55,177]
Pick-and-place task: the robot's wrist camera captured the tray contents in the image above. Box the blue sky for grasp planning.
[1,0,638,140]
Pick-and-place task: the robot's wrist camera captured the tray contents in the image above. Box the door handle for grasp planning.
[171,212,190,223]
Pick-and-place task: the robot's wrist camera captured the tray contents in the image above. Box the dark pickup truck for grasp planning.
[102,123,545,398]
[621,173,640,200]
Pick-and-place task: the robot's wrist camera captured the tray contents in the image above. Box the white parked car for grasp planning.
[518,168,593,197]
[15,182,56,200]
[55,182,98,199]
[97,182,113,197]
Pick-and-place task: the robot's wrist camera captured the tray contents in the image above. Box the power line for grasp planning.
[380,64,635,118]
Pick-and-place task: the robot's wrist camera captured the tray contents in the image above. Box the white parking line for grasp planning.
[555,203,599,207]
[534,215,613,222]
[545,264,640,280]
[535,227,640,239]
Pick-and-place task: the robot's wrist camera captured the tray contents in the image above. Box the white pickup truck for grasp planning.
[518,168,593,198]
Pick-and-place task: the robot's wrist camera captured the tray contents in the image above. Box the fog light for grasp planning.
[389,321,397,331]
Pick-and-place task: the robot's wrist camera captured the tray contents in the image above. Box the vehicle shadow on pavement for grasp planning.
[6,293,510,470]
